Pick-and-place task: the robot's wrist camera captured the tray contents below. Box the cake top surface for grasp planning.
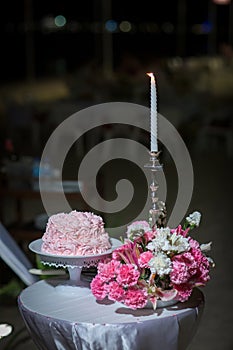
[47,211,105,231]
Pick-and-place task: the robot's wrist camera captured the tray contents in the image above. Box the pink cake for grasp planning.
[41,211,111,256]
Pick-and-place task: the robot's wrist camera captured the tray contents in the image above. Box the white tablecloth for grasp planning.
[18,279,204,350]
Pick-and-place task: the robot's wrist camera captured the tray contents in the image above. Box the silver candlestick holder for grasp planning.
[144,151,167,229]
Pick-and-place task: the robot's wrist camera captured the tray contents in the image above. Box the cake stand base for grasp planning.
[54,266,92,295]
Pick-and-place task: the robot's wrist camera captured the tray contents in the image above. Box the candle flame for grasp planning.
[147,72,155,81]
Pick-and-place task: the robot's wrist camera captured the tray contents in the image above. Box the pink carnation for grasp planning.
[171,261,190,285]
[173,283,193,302]
[107,281,126,302]
[190,250,210,284]
[124,287,148,309]
[171,252,198,284]
[116,264,140,287]
[171,244,210,301]
[90,275,107,300]
[138,251,154,268]
[97,260,120,282]
[188,242,210,284]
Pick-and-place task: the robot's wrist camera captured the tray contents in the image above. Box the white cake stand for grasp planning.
[29,238,122,295]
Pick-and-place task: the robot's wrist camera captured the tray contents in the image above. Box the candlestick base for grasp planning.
[144,151,167,229]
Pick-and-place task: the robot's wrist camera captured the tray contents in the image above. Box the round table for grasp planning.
[18,279,204,350]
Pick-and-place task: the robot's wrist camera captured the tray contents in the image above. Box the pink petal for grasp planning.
[157,288,177,301]
[148,296,157,310]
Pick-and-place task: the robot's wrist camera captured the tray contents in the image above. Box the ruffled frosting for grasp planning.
[41,211,111,256]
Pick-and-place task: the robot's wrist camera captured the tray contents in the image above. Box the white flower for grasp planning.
[207,256,215,267]
[148,252,172,276]
[169,233,190,253]
[200,242,212,252]
[126,220,150,239]
[147,228,170,252]
[147,227,189,254]
[186,211,201,227]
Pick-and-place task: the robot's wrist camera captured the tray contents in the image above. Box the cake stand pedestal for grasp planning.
[29,238,121,296]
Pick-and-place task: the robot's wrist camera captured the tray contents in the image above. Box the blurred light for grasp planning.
[201,21,213,34]
[41,16,56,30]
[105,19,117,32]
[213,0,231,4]
[192,21,213,34]
[162,22,174,34]
[54,15,67,27]
[167,57,183,70]
[119,21,132,32]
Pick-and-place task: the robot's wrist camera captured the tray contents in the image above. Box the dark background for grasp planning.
[1,0,232,82]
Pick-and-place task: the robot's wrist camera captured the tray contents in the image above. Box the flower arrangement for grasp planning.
[91,211,214,310]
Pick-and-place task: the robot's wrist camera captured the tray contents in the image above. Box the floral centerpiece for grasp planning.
[91,211,214,310]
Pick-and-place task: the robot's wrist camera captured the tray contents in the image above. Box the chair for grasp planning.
[0,222,39,286]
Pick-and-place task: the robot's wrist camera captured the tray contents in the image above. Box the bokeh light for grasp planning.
[119,21,132,32]
[105,19,118,32]
[54,15,67,28]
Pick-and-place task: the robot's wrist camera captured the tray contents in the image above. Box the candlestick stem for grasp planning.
[144,152,166,229]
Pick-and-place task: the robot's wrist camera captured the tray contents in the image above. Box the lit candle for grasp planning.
[147,72,158,152]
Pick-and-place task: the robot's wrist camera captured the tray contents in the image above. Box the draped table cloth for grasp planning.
[18,279,204,350]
